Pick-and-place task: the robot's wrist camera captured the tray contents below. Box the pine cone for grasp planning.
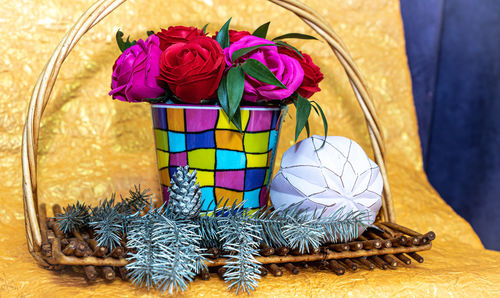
[168,165,202,219]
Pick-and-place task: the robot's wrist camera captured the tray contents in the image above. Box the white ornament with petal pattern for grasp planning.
[270,135,383,226]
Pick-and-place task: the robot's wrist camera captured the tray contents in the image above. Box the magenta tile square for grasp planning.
[246,110,273,132]
[215,170,245,191]
[162,185,170,202]
[169,152,187,166]
[185,108,218,132]
[259,186,269,207]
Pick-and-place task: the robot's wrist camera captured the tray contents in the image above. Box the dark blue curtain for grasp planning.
[401,0,500,250]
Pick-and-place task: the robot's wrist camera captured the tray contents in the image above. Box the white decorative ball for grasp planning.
[270,135,383,225]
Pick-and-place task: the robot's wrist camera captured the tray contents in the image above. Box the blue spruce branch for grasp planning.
[117,186,152,235]
[58,181,370,296]
[89,196,122,250]
[55,201,89,233]
[118,185,152,213]
[215,200,371,255]
[197,215,221,249]
[126,206,163,290]
[218,204,262,294]
[126,204,207,295]
[152,213,206,294]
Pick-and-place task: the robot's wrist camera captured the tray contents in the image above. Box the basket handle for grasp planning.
[22,0,395,260]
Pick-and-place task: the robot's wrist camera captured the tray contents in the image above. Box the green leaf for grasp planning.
[231,108,243,132]
[311,100,328,149]
[242,59,287,89]
[274,40,304,58]
[226,66,245,120]
[218,74,242,132]
[231,44,275,61]
[116,29,137,53]
[217,75,230,114]
[146,30,155,37]
[293,95,312,141]
[252,21,270,38]
[202,24,209,34]
[305,120,311,137]
[215,18,232,49]
[272,32,318,41]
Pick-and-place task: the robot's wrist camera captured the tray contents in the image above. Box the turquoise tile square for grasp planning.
[268,130,278,151]
[168,131,186,152]
[201,187,215,211]
[216,149,246,170]
[243,188,261,208]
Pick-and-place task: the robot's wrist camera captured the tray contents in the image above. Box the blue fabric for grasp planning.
[401,0,500,250]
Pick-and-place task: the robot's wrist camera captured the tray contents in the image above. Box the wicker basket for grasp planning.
[21,0,432,277]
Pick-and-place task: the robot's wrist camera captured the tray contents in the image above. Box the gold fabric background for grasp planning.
[1,0,500,296]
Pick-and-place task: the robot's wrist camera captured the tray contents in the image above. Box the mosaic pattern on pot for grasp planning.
[152,105,283,210]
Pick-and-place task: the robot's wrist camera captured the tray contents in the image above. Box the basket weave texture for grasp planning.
[22,0,394,267]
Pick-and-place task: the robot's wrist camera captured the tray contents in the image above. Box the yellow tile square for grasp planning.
[215,130,244,151]
[246,153,269,168]
[159,168,171,186]
[243,131,270,153]
[154,129,169,152]
[193,169,214,187]
[187,149,216,170]
[156,150,169,169]
[216,109,250,130]
[240,109,250,128]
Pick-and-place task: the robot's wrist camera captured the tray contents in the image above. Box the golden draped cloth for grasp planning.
[1,0,499,296]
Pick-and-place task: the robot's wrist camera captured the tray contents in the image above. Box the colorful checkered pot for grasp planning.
[151,104,286,211]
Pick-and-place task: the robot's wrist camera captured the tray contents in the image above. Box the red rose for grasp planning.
[156,26,206,51]
[212,30,251,44]
[278,47,324,98]
[159,36,225,103]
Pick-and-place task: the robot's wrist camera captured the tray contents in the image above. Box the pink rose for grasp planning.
[109,35,165,102]
[224,36,304,102]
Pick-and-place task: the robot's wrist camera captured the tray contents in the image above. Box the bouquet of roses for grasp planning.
[109,19,327,140]
[109,19,328,139]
